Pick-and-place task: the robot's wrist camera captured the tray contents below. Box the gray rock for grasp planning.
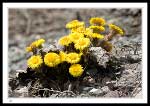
[89,88,103,96]
[50,94,58,98]
[14,86,29,97]
[9,47,25,63]
[80,86,93,92]
[77,93,90,98]
[104,90,119,98]
[101,86,110,93]
[16,69,27,77]
[89,47,110,67]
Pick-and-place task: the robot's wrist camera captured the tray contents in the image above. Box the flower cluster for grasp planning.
[26,17,124,79]
[26,39,45,52]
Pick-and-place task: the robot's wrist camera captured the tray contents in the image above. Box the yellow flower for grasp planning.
[66,53,81,64]
[109,24,124,35]
[59,51,67,62]
[71,26,86,33]
[90,17,106,26]
[27,55,43,69]
[26,39,45,52]
[69,64,84,77]
[58,36,72,46]
[44,53,61,67]
[89,26,105,32]
[26,46,32,52]
[91,33,104,39]
[35,39,45,47]
[75,38,91,51]
[66,20,85,29]
[31,39,45,47]
[69,32,84,43]
[84,28,93,37]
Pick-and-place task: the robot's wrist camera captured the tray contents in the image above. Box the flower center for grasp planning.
[79,41,86,46]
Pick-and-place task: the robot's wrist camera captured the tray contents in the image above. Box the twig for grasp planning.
[31,87,76,96]
[130,81,142,97]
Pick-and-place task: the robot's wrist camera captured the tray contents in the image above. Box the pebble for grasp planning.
[89,88,103,96]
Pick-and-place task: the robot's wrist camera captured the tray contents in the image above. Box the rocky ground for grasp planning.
[8,9,142,98]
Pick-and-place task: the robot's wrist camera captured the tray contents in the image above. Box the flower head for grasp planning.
[75,38,91,51]
[58,36,72,46]
[66,53,81,64]
[59,51,67,62]
[26,47,32,52]
[31,39,45,47]
[91,33,104,39]
[69,32,84,43]
[69,64,84,77]
[44,52,61,67]
[84,28,93,37]
[89,25,105,32]
[26,39,45,52]
[35,39,45,47]
[71,26,86,33]
[66,20,85,29]
[27,55,43,69]
[90,17,106,26]
[109,24,124,35]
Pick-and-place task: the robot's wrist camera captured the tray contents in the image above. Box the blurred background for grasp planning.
[8,9,142,77]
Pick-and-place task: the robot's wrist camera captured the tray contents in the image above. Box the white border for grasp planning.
[3,3,147,103]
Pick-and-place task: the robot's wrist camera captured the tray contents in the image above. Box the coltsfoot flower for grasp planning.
[91,33,104,39]
[66,53,81,64]
[30,38,45,48]
[109,24,124,35]
[89,25,105,32]
[84,28,93,37]
[69,64,84,77]
[35,39,45,47]
[58,36,72,46]
[66,20,85,29]
[27,55,43,69]
[69,32,84,43]
[59,51,67,62]
[75,38,91,51]
[90,17,106,26]
[26,38,45,52]
[44,52,61,67]
[26,47,32,52]
[71,26,86,33]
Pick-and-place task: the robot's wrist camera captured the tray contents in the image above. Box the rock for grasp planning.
[102,77,111,86]
[14,86,29,97]
[82,76,96,85]
[80,86,93,93]
[89,47,110,67]
[104,90,119,97]
[9,47,25,63]
[50,94,58,98]
[101,86,110,93]
[89,88,103,96]
[83,87,93,91]
[77,93,90,98]
[16,70,27,77]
